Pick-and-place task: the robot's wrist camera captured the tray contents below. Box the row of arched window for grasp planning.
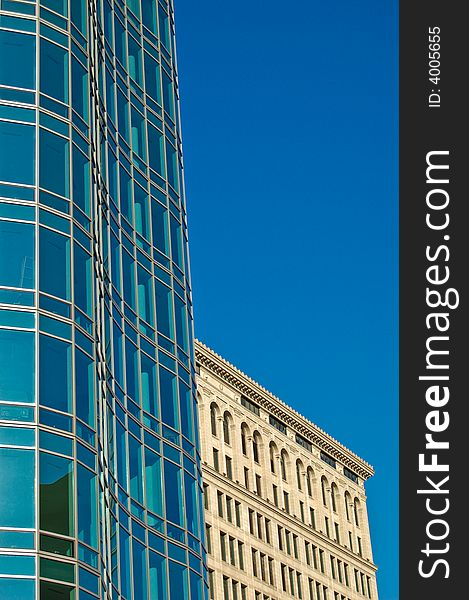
[209,402,362,526]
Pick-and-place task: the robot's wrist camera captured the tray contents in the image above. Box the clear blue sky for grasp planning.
[175,2,398,599]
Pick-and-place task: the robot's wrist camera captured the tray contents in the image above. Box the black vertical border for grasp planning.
[400,2,466,598]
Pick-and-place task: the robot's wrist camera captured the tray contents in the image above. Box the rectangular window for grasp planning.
[300,500,305,522]
[244,467,249,489]
[208,570,215,600]
[283,491,289,513]
[272,484,278,506]
[225,455,233,480]
[220,532,227,562]
[310,507,316,529]
[297,572,303,599]
[226,496,233,523]
[0,447,35,528]
[0,120,35,185]
[265,519,271,544]
[251,548,258,578]
[256,513,263,541]
[217,491,224,518]
[240,396,260,415]
[319,550,325,574]
[235,501,241,527]
[203,484,209,510]
[0,329,35,404]
[357,536,363,557]
[213,448,219,472]
[249,509,255,535]
[205,525,212,554]
[277,525,283,551]
[293,534,299,559]
[269,414,287,434]
[238,541,244,570]
[255,474,262,496]
[223,576,229,600]
[229,536,236,566]
[281,564,287,592]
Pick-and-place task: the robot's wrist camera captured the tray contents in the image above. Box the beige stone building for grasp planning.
[195,340,379,600]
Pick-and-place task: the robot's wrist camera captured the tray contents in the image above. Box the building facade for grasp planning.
[195,340,379,600]
[0,1,207,599]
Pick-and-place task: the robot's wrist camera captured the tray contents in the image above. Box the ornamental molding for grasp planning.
[195,339,374,480]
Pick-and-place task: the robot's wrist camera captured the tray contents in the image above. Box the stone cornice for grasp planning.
[195,339,374,480]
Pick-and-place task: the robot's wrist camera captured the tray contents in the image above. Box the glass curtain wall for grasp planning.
[0,0,206,598]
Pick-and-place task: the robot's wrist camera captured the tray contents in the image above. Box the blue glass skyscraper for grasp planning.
[0,1,206,598]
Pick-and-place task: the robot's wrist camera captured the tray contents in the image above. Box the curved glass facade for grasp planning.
[0,1,207,598]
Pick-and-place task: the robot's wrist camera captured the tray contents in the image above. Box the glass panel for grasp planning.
[72,146,90,215]
[40,451,74,536]
[141,353,158,417]
[132,539,148,600]
[165,140,178,192]
[184,471,199,537]
[0,578,35,599]
[0,447,35,527]
[169,561,187,598]
[142,0,157,35]
[149,551,167,600]
[40,38,69,103]
[71,57,89,121]
[155,281,173,338]
[125,337,139,402]
[39,227,71,300]
[134,183,150,240]
[119,526,131,598]
[145,448,163,516]
[128,435,143,503]
[77,464,97,549]
[137,265,154,325]
[0,29,35,89]
[151,201,169,255]
[0,329,34,403]
[0,120,35,185]
[128,36,143,87]
[73,243,92,315]
[159,366,178,430]
[164,460,183,526]
[40,557,74,583]
[39,334,72,413]
[39,129,70,198]
[75,347,94,427]
[0,221,35,289]
[40,580,75,600]
[144,53,161,105]
[71,0,87,36]
[148,124,165,176]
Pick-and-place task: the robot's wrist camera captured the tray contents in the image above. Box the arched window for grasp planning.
[321,476,328,507]
[280,450,288,482]
[241,423,249,456]
[354,498,360,527]
[223,412,231,445]
[269,442,277,474]
[331,483,338,512]
[252,431,262,464]
[344,492,352,521]
[210,403,218,437]
[306,467,314,497]
[296,460,303,491]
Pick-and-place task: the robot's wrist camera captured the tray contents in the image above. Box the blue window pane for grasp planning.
[0,554,35,576]
[134,183,150,240]
[174,295,188,352]
[151,201,169,255]
[119,166,133,222]
[164,460,183,526]
[0,329,35,403]
[184,472,199,537]
[190,571,203,600]
[125,338,139,402]
[71,0,87,38]
[145,448,163,516]
[77,464,98,549]
[116,420,128,489]
[119,527,131,598]
[144,53,161,105]
[129,435,143,503]
[179,381,194,444]
[0,220,35,289]
[132,539,148,600]
[72,146,90,214]
[39,129,70,197]
[141,353,158,418]
[39,334,72,413]
[0,447,35,527]
[39,227,71,300]
[72,57,89,122]
[128,37,143,87]
[162,70,174,118]
[0,120,35,185]
[158,4,171,53]
[0,578,35,599]
[40,451,74,536]
[0,29,35,89]
[165,140,178,192]
[155,281,173,338]
[142,0,157,34]
[170,215,183,269]
[148,124,165,176]
[122,250,136,310]
[168,561,187,599]
[40,38,69,103]
[137,265,154,326]
[75,347,94,428]
[149,551,167,600]
[74,243,92,315]
[159,366,179,431]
